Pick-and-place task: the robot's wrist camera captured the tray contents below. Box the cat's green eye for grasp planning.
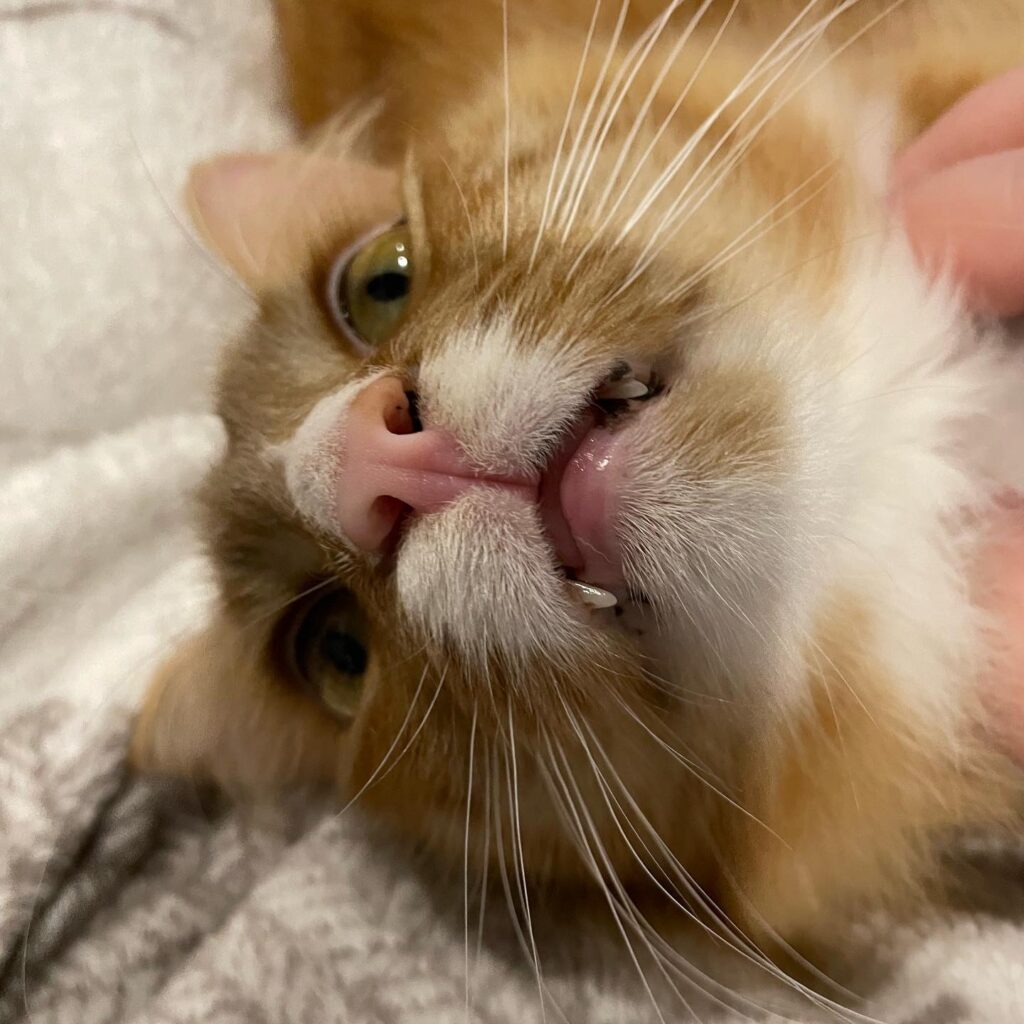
[285,588,369,721]
[327,225,412,350]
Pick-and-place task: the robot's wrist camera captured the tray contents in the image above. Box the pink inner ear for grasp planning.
[185,151,401,291]
[186,152,287,286]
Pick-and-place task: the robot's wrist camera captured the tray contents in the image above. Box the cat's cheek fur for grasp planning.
[130,613,346,794]
[713,229,1024,931]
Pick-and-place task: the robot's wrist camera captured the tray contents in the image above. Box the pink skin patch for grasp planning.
[537,411,628,589]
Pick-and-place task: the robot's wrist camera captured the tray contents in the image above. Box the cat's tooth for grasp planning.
[567,579,618,609]
[598,378,650,401]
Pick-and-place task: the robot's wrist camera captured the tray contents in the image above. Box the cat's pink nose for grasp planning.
[336,376,537,552]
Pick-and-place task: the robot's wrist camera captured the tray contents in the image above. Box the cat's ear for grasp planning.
[130,612,344,793]
[185,151,399,290]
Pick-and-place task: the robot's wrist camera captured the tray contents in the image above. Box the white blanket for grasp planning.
[0,0,291,720]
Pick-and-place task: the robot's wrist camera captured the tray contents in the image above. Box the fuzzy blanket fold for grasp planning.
[1,701,1024,1024]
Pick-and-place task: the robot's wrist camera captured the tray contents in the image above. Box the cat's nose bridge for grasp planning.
[335,375,538,552]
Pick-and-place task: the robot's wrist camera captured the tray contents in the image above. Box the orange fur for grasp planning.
[134,0,1024,964]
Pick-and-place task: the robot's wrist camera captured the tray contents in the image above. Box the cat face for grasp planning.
[132,19,1020,931]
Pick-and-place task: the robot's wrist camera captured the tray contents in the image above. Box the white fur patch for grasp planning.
[418,316,605,475]
[396,487,600,673]
[274,370,387,543]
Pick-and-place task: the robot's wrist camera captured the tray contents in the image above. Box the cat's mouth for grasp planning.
[537,364,662,606]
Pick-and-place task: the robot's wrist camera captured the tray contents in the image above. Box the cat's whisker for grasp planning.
[616,0,853,288]
[557,0,691,242]
[475,737,494,980]
[539,731,672,1024]
[463,703,478,1024]
[236,576,337,637]
[501,0,512,259]
[573,711,874,1022]
[664,169,839,303]
[506,698,550,1023]
[625,0,907,293]
[612,0,835,248]
[589,0,729,233]
[666,226,891,334]
[529,0,604,271]
[711,856,875,1016]
[566,0,724,280]
[608,690,739,790]
[562,707,789,1019]
[660,97,905,304]
[331,660,445,819]
[547,0,632,240]
[491,744,557,1019]
[620,0,893,290]
[571,710,777,974]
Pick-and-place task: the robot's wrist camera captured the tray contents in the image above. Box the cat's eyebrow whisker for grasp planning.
[125,124,254,303]
[263,110,356,277]
[529,0,604,271]
[411,132,482,285]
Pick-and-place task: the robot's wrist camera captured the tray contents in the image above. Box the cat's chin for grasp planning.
[393,485,632,667]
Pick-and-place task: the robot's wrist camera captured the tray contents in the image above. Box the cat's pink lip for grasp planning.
[538,411,629,589]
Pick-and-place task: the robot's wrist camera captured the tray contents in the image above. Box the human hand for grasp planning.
[891,66,1024,317]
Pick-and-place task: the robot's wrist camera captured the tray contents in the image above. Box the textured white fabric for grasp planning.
[0,0,292,718]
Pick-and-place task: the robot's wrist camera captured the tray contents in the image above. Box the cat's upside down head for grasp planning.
[132,0,1024,950]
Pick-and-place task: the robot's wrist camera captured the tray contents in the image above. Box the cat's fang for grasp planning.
[566,579,618,609]
[597,377,650,401]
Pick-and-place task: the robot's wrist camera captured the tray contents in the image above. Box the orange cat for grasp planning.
[133,0,1024,962]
